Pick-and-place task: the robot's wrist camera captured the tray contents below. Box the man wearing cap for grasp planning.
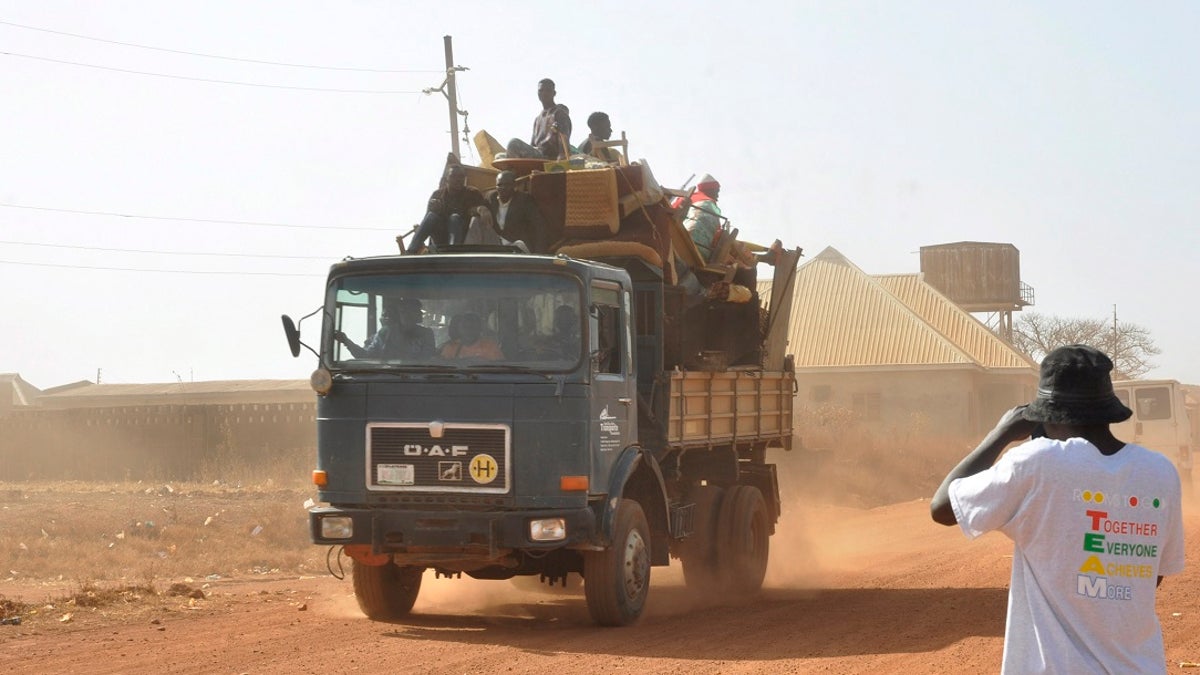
[684,174,724,262]
[931,345,1185,673]
[334,297,435,360]
[505,78,572,160]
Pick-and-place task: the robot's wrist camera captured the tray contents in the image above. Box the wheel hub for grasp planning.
[622,529,648,599]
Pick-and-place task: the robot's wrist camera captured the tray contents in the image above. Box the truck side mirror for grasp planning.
[281,315,302,358]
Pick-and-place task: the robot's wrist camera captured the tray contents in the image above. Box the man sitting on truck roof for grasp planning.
[577,112,620,163]
[485,170,545,253]
[505,78,572,160]
[408,164,487,253]
[335,297,436,361]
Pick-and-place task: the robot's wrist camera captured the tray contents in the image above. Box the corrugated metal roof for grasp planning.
[875,274,1037,371]
[763,247,977,368]
[0,373,41,407]
[758,247,1039,372]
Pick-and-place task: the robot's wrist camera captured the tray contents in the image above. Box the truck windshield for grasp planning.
[325,271,583,372]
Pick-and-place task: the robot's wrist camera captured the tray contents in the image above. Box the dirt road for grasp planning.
[4,498,1200,674]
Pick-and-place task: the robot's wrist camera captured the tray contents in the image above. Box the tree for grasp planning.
[1012,312,1160,380]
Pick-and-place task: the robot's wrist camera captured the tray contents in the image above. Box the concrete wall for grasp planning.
[0,402,316,481]
[796,368,1035,440]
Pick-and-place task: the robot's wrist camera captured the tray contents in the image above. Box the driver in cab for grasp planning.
[335,297,435,360]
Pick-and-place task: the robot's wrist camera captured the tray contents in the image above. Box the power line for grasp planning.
[0,19,442,73]
[0,50,424,94]
[0,258,323,277]
[0,239,332,260]
[0,203,395,231]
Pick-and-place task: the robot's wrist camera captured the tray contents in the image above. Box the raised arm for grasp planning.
[930,406,1038,526]
[334,331,368,359]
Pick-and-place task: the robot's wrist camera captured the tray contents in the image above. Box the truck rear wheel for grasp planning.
[352,561,423,619]
[584,499,651,626]
[677,485,724,590]
[716,485,770,594]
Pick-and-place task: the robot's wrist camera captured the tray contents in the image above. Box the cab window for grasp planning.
[1134,387,1172,421]
[591,284,624,376]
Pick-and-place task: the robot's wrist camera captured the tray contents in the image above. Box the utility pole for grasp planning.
[444,36,460,159]
[422,36,469,160]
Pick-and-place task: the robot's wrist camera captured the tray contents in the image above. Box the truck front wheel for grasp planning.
[716,485,770,594]
[352,561,423,619]
[584,499,651,626]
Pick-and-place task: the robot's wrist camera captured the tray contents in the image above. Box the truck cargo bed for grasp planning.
[666,370,794,449]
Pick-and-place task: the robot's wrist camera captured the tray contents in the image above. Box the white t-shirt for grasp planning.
[950,437,1185,674]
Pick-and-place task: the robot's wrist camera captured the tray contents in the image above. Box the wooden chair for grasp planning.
[588,131,629,166]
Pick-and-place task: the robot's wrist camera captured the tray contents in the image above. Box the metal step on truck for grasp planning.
[282,157,801,626]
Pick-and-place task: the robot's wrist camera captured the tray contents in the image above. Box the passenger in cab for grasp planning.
[439,313,504,360]
[547,305,581,359]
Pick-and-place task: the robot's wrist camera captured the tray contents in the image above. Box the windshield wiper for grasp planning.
[469,364,553,380]
[334,363,466,375]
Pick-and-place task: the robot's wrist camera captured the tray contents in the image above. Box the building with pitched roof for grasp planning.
[0,373,41,416]
[761,247,1037,439]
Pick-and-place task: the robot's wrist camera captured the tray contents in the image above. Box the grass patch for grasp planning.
[65,582,157,608]
[1,481,324,585]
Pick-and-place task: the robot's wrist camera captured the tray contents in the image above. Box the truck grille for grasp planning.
[366,423,510,494]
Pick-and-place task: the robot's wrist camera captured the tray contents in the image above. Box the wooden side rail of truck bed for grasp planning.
[665,369,794,450]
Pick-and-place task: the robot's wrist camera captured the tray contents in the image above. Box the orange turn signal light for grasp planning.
[312,470,328,487]
[560,475,588,491]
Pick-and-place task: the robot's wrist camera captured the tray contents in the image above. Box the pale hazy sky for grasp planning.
[2,1,1197,388]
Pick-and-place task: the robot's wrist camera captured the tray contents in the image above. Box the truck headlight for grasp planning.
[310,367,333,395]
[529,518,566,542]
[320,516,353,539]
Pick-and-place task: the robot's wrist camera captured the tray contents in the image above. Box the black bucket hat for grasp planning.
[1022,344,1132,425]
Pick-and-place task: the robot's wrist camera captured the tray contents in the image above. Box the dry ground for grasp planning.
[4,456,1200,673]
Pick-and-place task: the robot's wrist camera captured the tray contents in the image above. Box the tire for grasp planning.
[715,485,770,595]
[584,499,651,626]
[352,561,423,620]
[677,485,724,590]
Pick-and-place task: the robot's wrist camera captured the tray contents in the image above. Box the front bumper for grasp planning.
[310,505,598,556]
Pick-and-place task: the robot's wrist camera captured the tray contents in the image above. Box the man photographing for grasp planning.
[931,344,1185,673]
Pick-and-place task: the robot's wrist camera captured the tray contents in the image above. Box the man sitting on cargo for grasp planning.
[577,112,620,163]
[439,313,503,360]
[505,78,572,160]
[407,163,487,253]
[485,170,545,253]
[684,174,724,262]
[335,297,436,360]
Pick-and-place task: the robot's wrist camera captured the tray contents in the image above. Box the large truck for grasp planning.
[282,159,800,626]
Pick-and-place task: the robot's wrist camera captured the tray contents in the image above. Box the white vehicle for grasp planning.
[1111,379,1197,482]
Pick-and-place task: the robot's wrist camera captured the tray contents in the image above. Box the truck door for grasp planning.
[589,281,636,488]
